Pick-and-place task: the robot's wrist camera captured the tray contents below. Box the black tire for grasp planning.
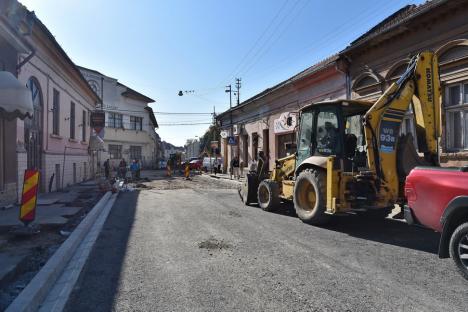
[293,168,330,225]
[449,222,468,281]
[239,173,258,205]
[257,180,280,212]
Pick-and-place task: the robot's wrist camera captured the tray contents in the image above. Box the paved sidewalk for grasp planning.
[0,180,105,310]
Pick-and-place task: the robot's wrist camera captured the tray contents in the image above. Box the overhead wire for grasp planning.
[233,0,303,80]
[240,0,309,78]
[242,0,408,83]
[218,0,292,87]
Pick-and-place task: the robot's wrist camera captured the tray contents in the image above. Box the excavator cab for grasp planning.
[295,100,372,174]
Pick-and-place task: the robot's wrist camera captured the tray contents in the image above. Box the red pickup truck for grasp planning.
[405,166,468,280]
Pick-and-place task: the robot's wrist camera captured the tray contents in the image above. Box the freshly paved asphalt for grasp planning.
[66,175,468,312]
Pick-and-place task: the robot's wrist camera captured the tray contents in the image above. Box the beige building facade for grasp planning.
[217,56,348,173]
[78,67,158,170]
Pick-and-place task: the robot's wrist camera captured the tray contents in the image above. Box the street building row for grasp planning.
[217,0,468,173]
[0,0,161,207]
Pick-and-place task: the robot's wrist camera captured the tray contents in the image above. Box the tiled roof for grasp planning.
[117,82,155,103]
[345,0,448,51]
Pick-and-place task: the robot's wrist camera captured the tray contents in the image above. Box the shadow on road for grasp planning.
[253,201,440,255]
[65,190,140,312]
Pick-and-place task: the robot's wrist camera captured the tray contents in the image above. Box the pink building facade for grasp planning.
[0,1,99,206]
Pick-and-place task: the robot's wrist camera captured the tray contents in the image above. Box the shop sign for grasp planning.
[274,112,297,134]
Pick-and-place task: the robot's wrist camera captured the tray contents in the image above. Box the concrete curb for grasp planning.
[6,192,112,312]
[38,193,118,312]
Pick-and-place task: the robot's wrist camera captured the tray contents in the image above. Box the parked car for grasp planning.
[405,166,468,279]
[202,157,222,172]
[189,159,203,170]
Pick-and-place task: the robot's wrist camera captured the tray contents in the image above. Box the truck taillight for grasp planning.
[405,182,417,201]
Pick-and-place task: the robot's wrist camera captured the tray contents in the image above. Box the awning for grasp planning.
[0,71,33,120]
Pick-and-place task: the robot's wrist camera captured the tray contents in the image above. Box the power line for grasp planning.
[243,0,406,82]
[155,112,212,115]
[218,0,291,86]
[234,0,303,78]
[158,122,212,126]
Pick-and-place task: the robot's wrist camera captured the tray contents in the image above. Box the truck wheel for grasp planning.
[293,169,330,225]
[239,173,258,206]
[257,180,280,212]
[449,222,468,280]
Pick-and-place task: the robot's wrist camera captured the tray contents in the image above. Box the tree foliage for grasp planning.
[199,124,220,156]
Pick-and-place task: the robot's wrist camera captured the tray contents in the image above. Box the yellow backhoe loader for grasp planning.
[239,50,441,225]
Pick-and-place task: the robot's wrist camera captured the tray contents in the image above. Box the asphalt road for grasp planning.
[66,173,468,312]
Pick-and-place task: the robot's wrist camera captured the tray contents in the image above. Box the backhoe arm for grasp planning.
[363,51,441,202]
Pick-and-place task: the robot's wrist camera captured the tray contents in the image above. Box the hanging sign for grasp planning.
[274,112,297,134]
[227,136,237,145]
[91,111,105,133]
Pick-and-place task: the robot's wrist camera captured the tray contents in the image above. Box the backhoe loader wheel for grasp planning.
[293,169,330,225]
[257,180,280,212]
[239,173,258,205]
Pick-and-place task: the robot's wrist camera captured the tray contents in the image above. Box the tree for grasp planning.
[199,125,220,156]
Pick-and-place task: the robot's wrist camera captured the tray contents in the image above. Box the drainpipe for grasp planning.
[335,55,352,100]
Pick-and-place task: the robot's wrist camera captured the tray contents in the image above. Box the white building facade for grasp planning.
[78,67,158,169]
[185,139,200,159]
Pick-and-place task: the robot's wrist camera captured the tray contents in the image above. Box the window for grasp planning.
[70,102,75,139]
[297,110,314,166]
[353,75,381,97]
[108,144,122,159]
[107,112,123,128]
[52,89,60,135]
[130,145,142,160]
[445,82,468,150]
[82,110,87,141]
[315,110,340,156]
[130,116,143,130]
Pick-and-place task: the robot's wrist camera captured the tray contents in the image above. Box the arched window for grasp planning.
[386,61,410,82]
[352,73,381,98]
[439,45,468,64]
[436,40,468,151]
[87,79,100,94]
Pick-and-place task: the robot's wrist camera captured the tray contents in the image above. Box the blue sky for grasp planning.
[21,0,424,146]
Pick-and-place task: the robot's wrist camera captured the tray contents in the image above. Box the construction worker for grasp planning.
[184,161,190,180]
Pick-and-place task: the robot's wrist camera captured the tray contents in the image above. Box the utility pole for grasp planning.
[235,78,241,106]
[225,85,232,109]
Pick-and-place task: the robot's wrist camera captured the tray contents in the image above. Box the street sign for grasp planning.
[19,169,40,225]
[227,136,237,145]
[91,111,105,133]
